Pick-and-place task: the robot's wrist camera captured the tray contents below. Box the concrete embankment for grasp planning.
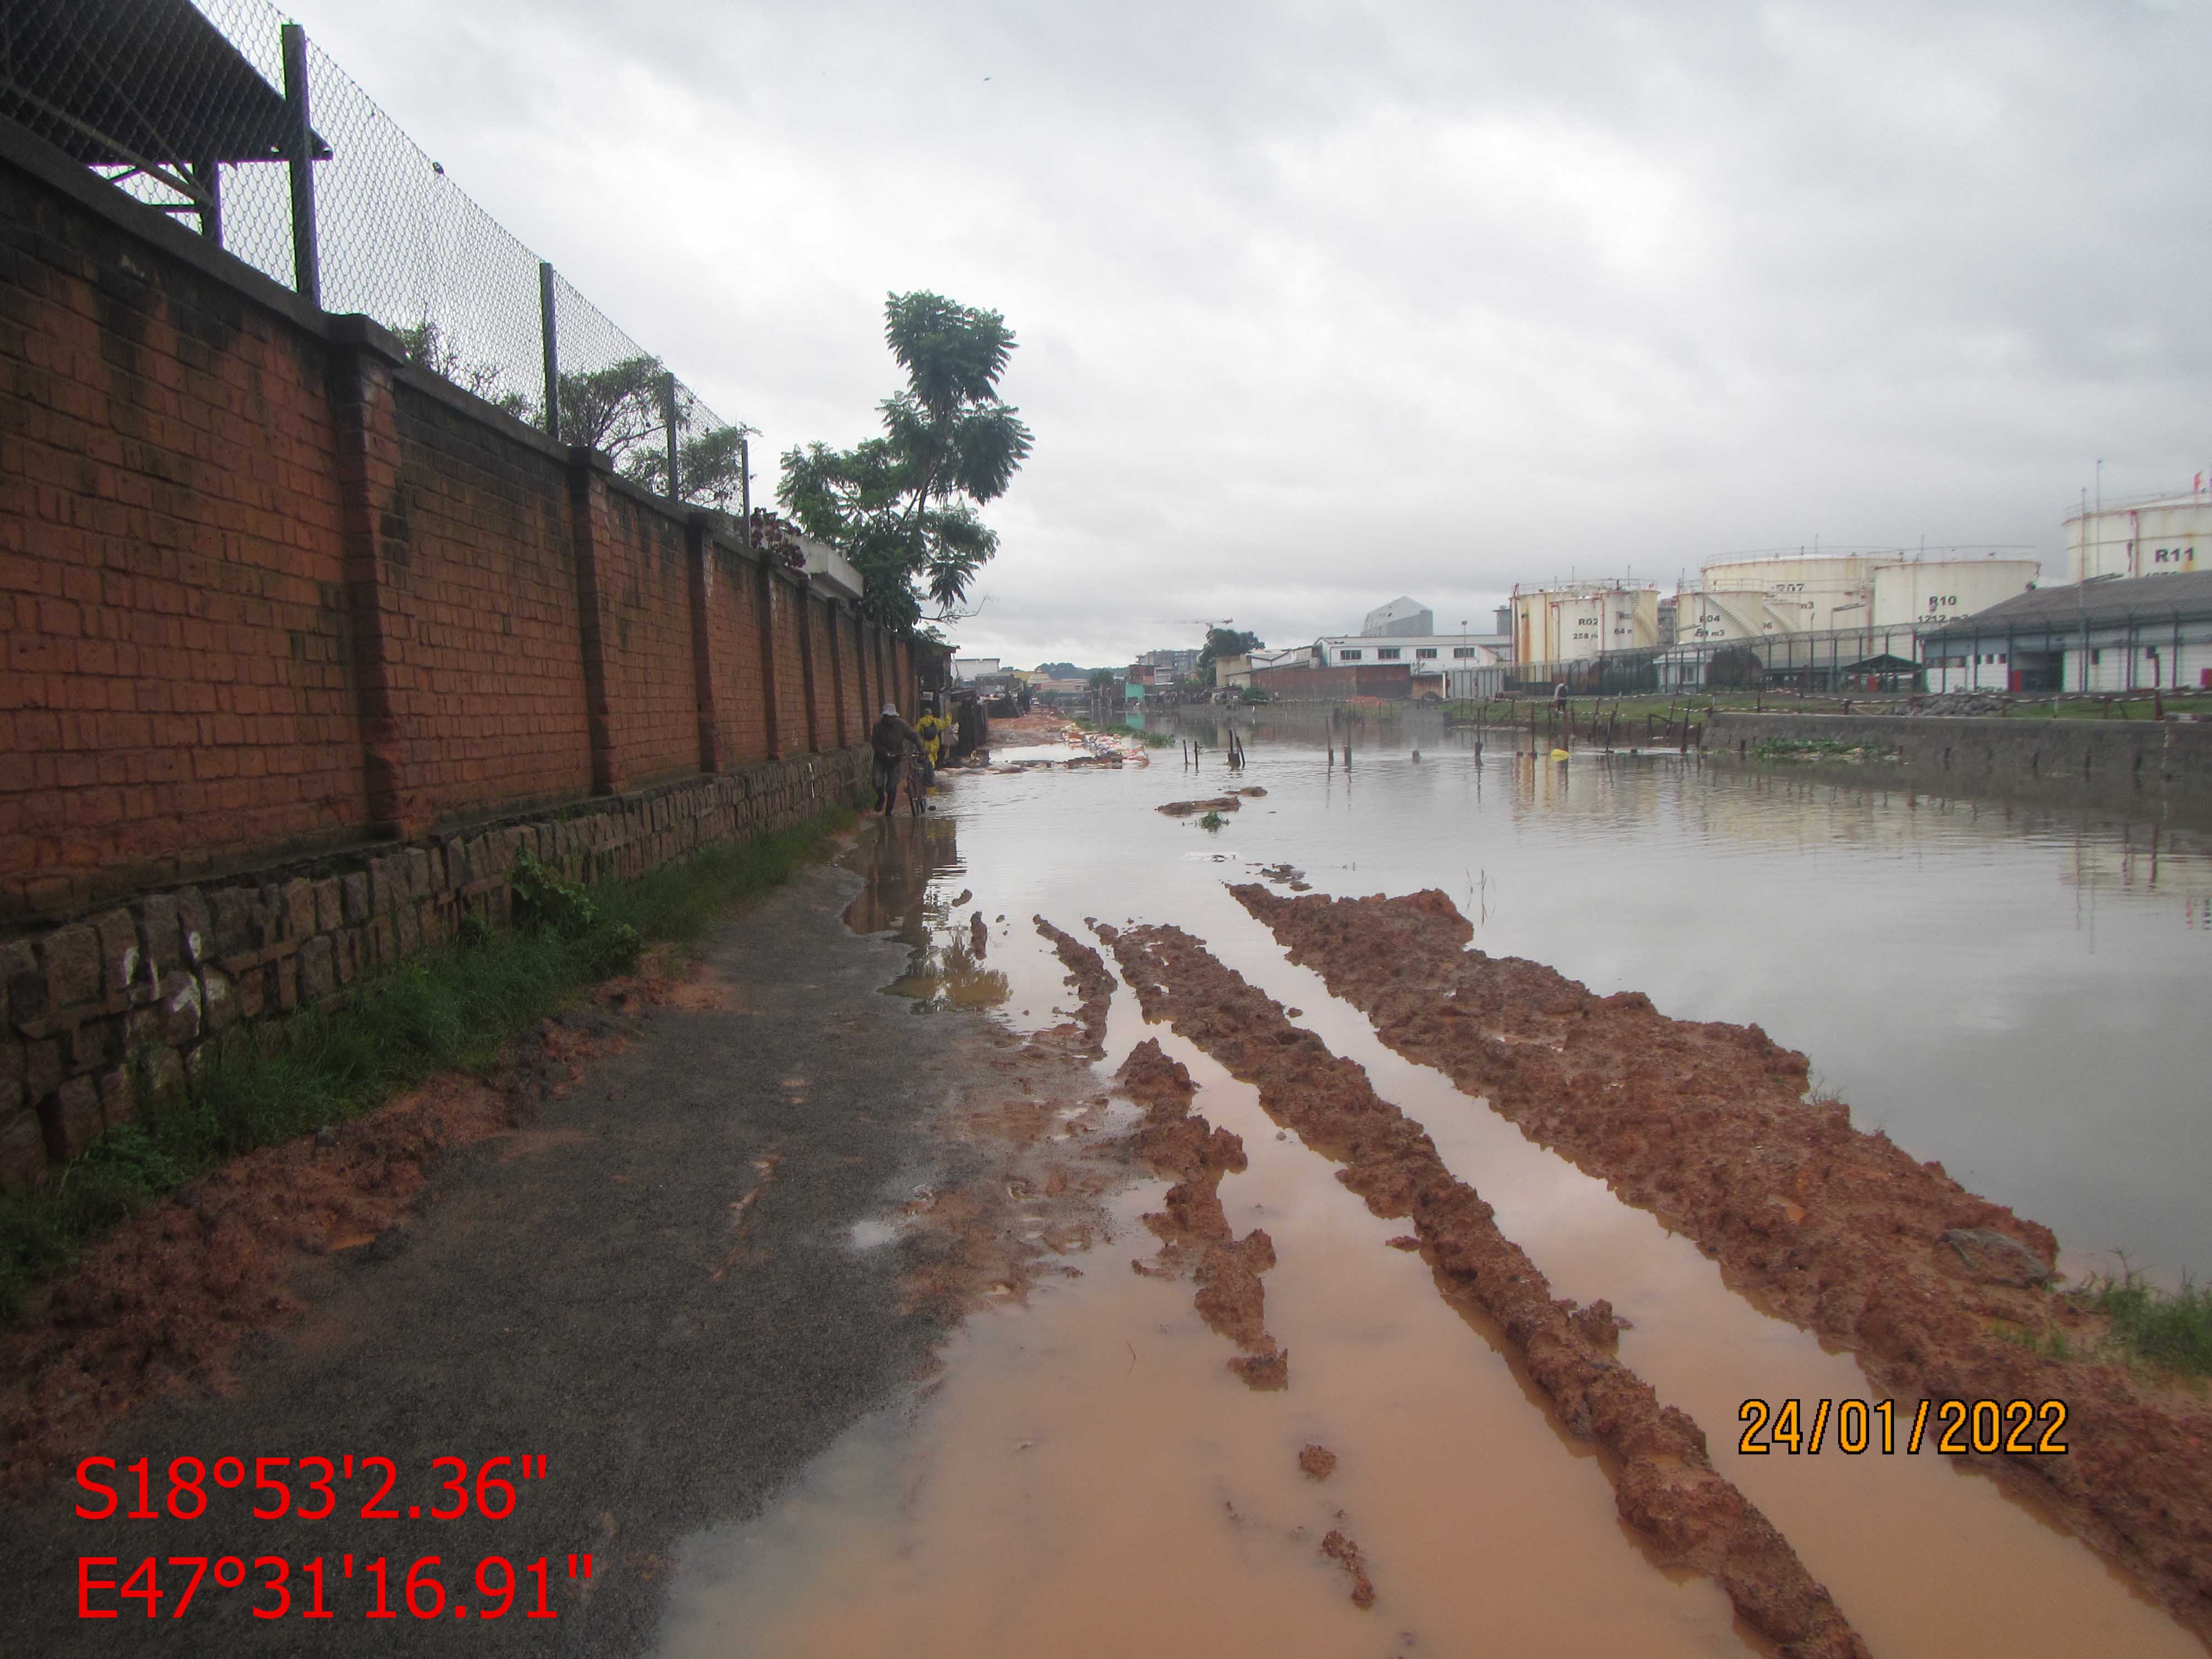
[1705,711,2212,821]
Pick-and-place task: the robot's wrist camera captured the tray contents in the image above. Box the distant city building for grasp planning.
[1361,597,1435,638]
[1214,646,1310,688]
[1304,596,1511,691]
[1511,582,1661,665]
[1136,647,1202,680]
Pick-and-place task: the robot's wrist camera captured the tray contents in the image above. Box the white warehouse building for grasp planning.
[1919,570,2212,694]
[1312,597,1512,692]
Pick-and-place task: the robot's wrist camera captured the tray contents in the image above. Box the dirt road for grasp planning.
[0,844,1050,1655]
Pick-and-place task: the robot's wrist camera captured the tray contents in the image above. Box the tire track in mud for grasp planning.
[1034,915,1114,1058]
[1232,883,2212,1644]
[1116,1038,1287,1390]
[1096,920,1870,1659]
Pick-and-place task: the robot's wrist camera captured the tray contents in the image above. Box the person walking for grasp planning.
[915,700,949,770]
[870,702,920,815]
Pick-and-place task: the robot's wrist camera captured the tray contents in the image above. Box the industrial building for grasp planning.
[1311,597,1510,695]
[2065,486,2210,582]
[1919,570,2212,694]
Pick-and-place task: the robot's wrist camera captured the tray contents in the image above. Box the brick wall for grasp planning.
[698,540,768,766]
[0,150,371,909]
[382,376,592,818]
[1,129,916,921]
[592,486,697,791]
[766,578,808,758]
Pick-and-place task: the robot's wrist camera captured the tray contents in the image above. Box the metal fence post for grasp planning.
[538,262,561,441]
[738,436,753,546]
[279,24,321,308]
[662,371,680,500]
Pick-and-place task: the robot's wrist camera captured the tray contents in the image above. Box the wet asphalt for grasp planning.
[0,837,982,1656]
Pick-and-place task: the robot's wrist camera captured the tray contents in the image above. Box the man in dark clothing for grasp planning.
[870,703,920,814]
[952,694,987,761]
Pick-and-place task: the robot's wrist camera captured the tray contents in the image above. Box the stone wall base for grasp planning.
[0,747,870,1194]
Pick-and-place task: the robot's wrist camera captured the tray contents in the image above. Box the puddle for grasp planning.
[675,733,2212,1657]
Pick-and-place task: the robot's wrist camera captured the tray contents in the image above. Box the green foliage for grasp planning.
[1198,811,1225,831]
[778,292,1034,634]
[2078,1268,2212,1375]
[552,354,755,514]
[1749,737,1900,763]
[1196,627,1264,683]
[393,316,535,421]
[0,807,854,1321]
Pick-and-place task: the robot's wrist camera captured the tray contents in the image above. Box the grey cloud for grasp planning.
[293,0,2212,666]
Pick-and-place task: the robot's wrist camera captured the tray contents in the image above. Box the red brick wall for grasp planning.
[839,611,865,735]
[0,141,896,919]
[594,488,697,787]
[0,155,368,911]
[383,381,591,817]
[768,579,807,756]
[701,543,768,765]
[804,596,834,748]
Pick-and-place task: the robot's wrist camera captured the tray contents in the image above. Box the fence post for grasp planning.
[738,435,753,546]
[538,262,561,440]
[279,23,321,308]
[661,371,681,501]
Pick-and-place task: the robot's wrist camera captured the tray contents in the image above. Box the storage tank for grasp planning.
[1671,585,1780,643]
[1870,557,2040,628]
[2064,492,2211,582]
[1698,552,1880,634]
[1511,583,1659,665]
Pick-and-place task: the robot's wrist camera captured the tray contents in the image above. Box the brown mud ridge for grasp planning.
[1117,1040,1286,1390]
[1097,921,1869,1659]
[1034,916,1114,1058]
[1234,884,2212,1642]
[1158,796,1245,817]
[0,948,741,1492]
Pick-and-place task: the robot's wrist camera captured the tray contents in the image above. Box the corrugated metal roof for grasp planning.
[1924,569,2212,636]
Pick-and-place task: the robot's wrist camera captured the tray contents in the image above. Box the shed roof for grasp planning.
[1923,569,2212,637]
[0,0,327,169]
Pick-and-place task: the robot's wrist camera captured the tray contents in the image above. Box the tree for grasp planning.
[1196,627,1264,684]
[779,292,1034,634]
[556,353,754,512]
[1087,667,1118,689]
[394,316,535,422]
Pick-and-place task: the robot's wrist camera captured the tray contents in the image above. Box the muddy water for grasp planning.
[653,736,2208,1657]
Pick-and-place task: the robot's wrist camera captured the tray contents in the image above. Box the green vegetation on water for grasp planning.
[1198,811,1225,831]
[0,804,859,1321]
[1747,737,1901,763]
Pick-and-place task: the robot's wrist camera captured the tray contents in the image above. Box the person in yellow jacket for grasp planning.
[914,701,949,769]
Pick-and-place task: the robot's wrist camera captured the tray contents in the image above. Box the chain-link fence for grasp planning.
[0,0,750,511]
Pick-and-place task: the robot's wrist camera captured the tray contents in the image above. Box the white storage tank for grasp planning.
[1697,552,1880,634]
[1870,557,2040,628]
[1511,583,1659,665]
[2065,491,2212,582]
[1671,586,1780,642]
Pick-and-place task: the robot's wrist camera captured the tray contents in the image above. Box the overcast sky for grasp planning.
[290,0,2212,669]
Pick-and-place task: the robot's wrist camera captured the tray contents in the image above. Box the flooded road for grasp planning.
[654,720,2209,1658]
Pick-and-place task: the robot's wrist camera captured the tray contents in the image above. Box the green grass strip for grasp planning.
[2077,1270,2212,1376]
[0,802,857,1321]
